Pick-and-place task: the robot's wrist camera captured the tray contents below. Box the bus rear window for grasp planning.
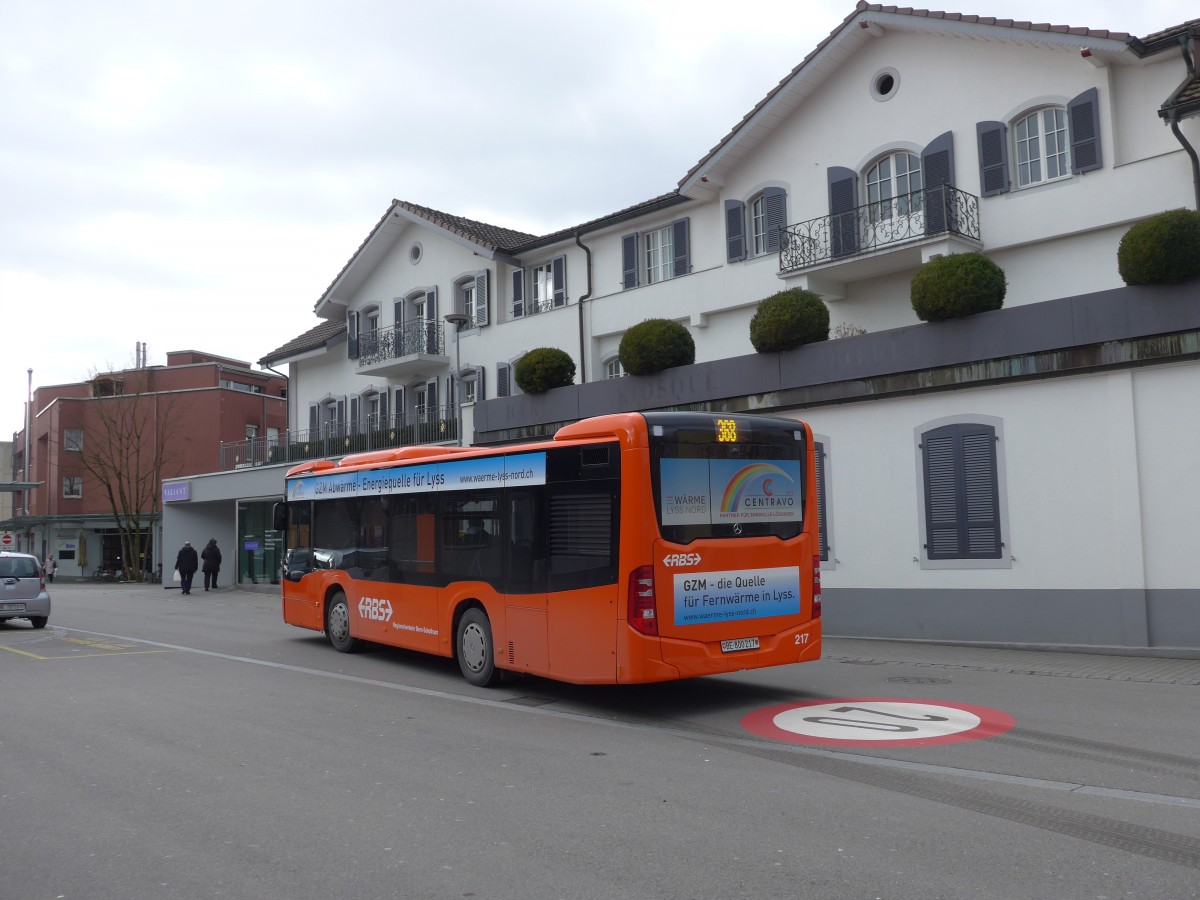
[647,413,806,544]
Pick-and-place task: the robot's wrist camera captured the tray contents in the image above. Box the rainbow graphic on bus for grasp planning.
[716,461,800,521]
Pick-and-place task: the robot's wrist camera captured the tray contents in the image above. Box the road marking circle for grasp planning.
[741,698,1015,747]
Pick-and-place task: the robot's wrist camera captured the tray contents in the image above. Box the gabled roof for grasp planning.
[259,319,345,367]
[395,201,537,253]
[677,2,1133,196]
[1131,18,1200,122]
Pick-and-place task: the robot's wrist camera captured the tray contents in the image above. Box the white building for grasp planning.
[246,5,1200,652]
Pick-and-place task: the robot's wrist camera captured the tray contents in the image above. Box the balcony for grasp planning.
[219,407,458,472]
[779,184,981,299]
[353,320,449,379]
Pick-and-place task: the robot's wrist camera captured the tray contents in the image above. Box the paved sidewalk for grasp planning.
[825,637,1200,685]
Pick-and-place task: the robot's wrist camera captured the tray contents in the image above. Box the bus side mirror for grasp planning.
[272,502,288,532]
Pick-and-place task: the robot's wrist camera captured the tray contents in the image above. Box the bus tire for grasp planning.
[456,607,500,687]
[325,591,361,654]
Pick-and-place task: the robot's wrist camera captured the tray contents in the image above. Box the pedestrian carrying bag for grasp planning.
[173,568,182,584]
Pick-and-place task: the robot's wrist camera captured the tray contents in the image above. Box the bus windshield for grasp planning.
[648,413,806,544]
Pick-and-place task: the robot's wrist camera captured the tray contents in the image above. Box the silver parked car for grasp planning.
[0,551,51,629]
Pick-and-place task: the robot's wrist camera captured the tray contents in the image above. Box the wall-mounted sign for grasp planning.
[162,482,191,503]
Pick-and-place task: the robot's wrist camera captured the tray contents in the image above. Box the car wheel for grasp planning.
[456,607,500,687]
[325,591,361,653]
[28,617,47,629]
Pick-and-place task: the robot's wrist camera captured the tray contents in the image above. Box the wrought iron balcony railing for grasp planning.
[780,184,980,273]
[354,320,446,366]
[219,406,458,471]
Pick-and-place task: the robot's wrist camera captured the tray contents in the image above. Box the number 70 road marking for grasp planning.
[741,698,1015,747]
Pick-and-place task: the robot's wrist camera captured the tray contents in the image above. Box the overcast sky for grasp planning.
[2,0,1193,436]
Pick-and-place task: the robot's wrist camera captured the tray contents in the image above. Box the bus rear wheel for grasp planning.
[326,591,361,653]
[456,607,500,687]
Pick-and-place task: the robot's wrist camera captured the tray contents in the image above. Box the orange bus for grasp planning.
[277,411,821,685]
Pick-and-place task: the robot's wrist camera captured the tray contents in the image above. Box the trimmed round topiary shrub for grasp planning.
[749,289,830,353]
[1117,209,1200,285]
[513,347,576,394]
[910,252,1006,322]
[618,318,696,376]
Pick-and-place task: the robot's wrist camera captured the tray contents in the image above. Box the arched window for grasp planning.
[865,151,922,221]
[1014,107,1069,187]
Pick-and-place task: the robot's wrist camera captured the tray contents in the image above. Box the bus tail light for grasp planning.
[628,565,658,636]
[812,556,822,619]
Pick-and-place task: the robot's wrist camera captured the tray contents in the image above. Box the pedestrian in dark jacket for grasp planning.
[175,541,199,595]
[201,538,222,591]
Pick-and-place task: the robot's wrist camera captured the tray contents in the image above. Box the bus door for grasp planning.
[382,494,440,654]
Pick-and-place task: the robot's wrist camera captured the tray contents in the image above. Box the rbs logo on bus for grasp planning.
[663,552,703,568]
[358,596,393,622]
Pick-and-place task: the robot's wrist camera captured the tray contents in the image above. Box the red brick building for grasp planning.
[5,351,286,578]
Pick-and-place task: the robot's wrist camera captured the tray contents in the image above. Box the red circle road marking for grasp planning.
[741,698,1015,747]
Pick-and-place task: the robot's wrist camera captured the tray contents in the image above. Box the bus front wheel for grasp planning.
[326,591,361,654]
[456,607,500,687]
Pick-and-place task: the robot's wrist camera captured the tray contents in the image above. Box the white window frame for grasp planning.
[750,194,768,256]
[531,263,554,313]
[644,225,674,284]
[63,475,83,499]
[1014,106,1070,188]
[604,357,625,379]
[64,429,83,452]
[865,151,923,221]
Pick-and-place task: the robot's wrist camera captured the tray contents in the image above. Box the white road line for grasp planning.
[57,625,1200,811]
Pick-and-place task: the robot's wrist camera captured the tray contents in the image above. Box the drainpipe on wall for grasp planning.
[1166,35,1200,210]
[574,230,593,383]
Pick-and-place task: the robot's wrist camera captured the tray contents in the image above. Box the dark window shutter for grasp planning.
[621,233,639,289]
[427,379,438,417]
[922,423,1001,560]
[425,290,438,354]
[827,166,859,258]
[511,268,524,318]
[763,188,787,253]
[380,389,389,427]
[477,367,486,401]
[671,217,690,277]
[335,398,347,437]
[814,439,829,563]
[552,255,566,307]
[394,386,406,423]
[347,311,360,359]
[976,121,1010,197]
[475,271,489,326]
[497,363,511,397]
[1068,87,1102,174]
[724,200,746,262]
[308,403,318,433]
[349,397,359,434]
[921,131,955,235]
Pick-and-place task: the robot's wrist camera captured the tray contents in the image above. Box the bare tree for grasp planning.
[75,368,180,582]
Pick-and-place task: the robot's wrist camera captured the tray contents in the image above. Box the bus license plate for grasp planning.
[721,637,759,653]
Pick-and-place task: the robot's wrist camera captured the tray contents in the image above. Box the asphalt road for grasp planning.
[2,582,1198,900]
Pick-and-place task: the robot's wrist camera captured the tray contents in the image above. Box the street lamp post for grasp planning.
[24,368,31,554]
[443,313,470,446]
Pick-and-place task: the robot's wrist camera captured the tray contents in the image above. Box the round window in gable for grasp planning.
[870,67,900,102]
[409,242,423,265]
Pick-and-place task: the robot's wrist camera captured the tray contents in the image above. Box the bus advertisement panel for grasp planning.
[278,411,821,685]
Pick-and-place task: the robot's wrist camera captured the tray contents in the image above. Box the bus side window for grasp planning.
[284,502,314,581]
[506,488,547,594]
[387,495,438,586]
